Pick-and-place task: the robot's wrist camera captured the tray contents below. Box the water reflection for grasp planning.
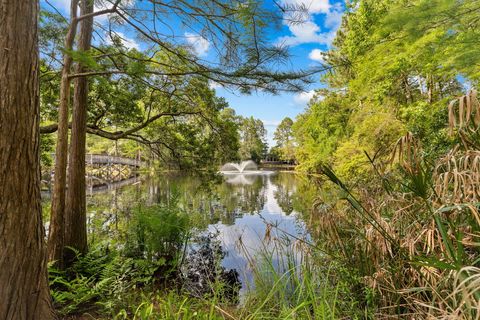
[85,171,317,291]
[210,174,308,290]
[223,173,259,185]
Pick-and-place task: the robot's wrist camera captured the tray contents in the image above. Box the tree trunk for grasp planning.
[427,74,434,104]
[48,0,80,268]
[65,0,94,264]
[0,0,55,318]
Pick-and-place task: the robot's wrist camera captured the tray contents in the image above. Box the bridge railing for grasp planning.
[86,154,145,167]
[50,153,145,167]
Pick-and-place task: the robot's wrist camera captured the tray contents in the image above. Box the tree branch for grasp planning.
[40,111,201,138]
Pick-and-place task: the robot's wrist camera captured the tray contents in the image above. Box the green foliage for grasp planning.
[266,146,281,161]
[39,0,480,318]
[125,202,190,263]
[49,268,97,315]
[399,99,457,160]
[292,0,477,179]
[287,2,480,316]
[38,0,322,172]
[317,148,480,316]
[238,116,268,163]
[48,63,242,170]
[40,134,55,168]
[116,291,226,320]
[86,135,141,158]
[50,202,191,317]
[49,247,161,317]
[375,0,480,82]
[110,265,365,320]
[39,60,61,122]
[67,48,99,69]
[87,75,146,128]
[39,39,242,172]
[273,117,296,162]
[292,92,351,172]
[235,234,368,319]
[333,107,405,179]
[39,10,67,62]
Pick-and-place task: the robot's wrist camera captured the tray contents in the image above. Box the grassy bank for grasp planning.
[51,235,366,319]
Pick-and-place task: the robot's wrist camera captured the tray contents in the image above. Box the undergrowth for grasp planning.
[309,91,480,318]
[49,202,363,319]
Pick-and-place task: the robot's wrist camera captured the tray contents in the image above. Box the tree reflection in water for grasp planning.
[82,171,321,291]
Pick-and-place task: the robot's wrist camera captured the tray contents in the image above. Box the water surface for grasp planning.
[83,171,317,291]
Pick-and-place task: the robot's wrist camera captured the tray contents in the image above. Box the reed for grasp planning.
[311,90,480,318]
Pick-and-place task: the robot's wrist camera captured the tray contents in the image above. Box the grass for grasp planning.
[237,237,342,320]
[51,218,362,319]
[110,242,353,320]
[306,91,480,318]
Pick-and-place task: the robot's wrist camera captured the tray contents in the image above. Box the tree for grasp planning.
[48,0,122,267]
[65,0,95,263]
[238,116,267,163]
[266,146,281,161]
[0,0,54,317]
[375,0,480,82]
[291,0,477,176]
[139,82,241,170]
[273,117,295,162]
[48,0,80,266]
[292,92,351,172]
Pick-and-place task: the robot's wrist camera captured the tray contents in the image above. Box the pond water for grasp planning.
[83,171,318,293]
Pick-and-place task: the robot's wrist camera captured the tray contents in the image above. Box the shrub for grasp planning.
[124,204,190,268]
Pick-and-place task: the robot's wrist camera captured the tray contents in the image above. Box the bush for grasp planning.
[125,204,190,267]
[50,203,191,317]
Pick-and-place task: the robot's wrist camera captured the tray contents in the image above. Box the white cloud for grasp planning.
[276,0,343,47]
[277,19,334,46]
[308,49,326,62]
[294,90,321,105]
[262,120,282,127]
[185,32,210,56]
[209,81,222,90]
[325,6,343,29]
[106,31,139,50]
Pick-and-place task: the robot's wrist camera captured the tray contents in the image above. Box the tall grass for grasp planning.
[310,90,480,318]
[237,235,340,319]
[114,230,362,320]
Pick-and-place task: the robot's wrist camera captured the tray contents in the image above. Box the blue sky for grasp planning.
[215,0,345,146]
[42,0,345,146]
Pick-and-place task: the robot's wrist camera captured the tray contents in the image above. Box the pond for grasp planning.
[83,171,318,294]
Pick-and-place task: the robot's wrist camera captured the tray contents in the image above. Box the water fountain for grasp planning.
[219,160,274,176]
[220,160,258,173]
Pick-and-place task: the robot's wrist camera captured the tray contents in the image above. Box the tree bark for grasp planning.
[48,0,80,268]
[427,74,434,104]
[0,0,55,318]
[65,0,94,264]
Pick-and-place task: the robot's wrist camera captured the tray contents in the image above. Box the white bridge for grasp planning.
[86,154,145,167]
[42,154,146,194]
